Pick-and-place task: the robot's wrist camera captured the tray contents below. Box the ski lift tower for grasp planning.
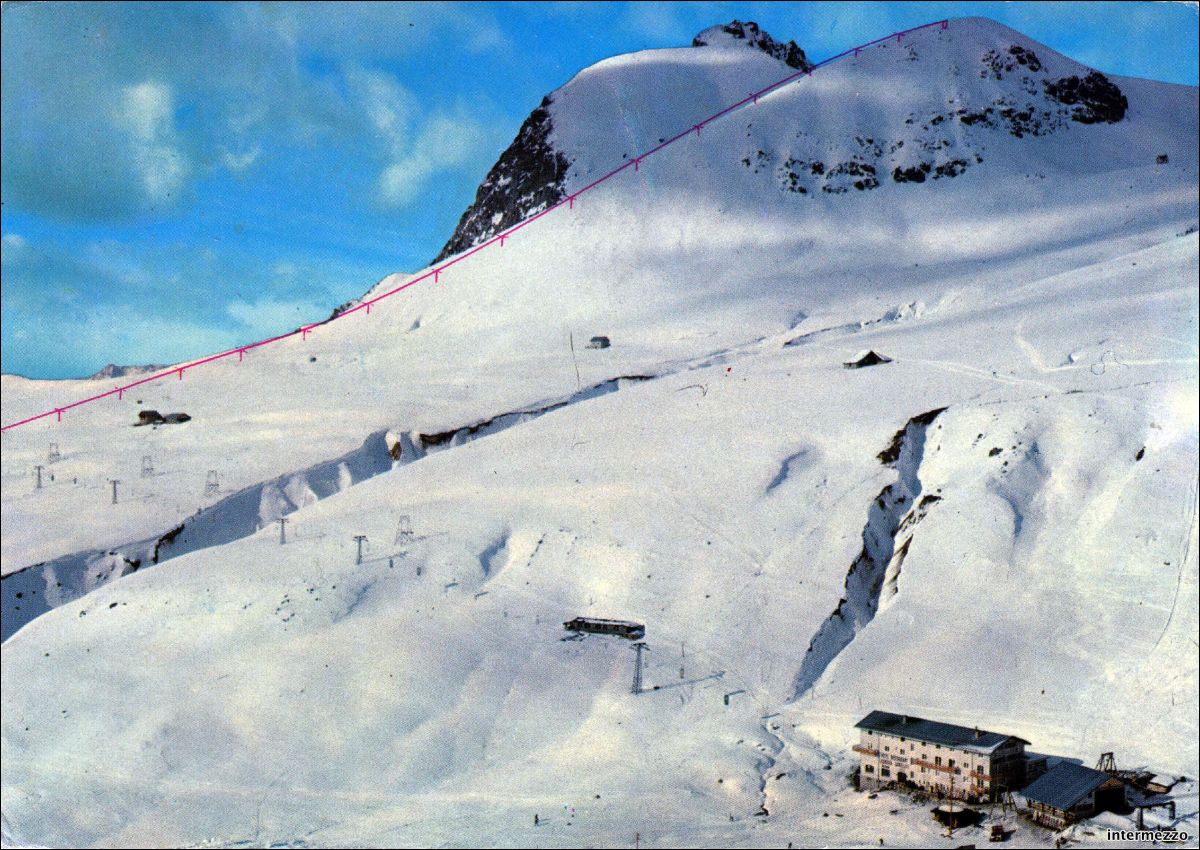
[632,642,648,694]
[394,514,414,546]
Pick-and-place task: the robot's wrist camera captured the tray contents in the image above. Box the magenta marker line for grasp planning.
[707,95,756,124]
[120,373,163,392]
[1,20,950,433]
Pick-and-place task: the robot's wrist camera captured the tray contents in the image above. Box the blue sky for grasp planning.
[2,1,1197,379]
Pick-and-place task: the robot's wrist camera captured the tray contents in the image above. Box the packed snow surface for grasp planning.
[2,17,1197,849]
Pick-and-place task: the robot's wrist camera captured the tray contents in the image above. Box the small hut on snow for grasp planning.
[844,350,893,369]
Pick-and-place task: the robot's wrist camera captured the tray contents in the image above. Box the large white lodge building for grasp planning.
[854,710,1029,801]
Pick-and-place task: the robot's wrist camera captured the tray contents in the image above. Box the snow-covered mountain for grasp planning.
[85,363,171,381]
[2,17,1197,848]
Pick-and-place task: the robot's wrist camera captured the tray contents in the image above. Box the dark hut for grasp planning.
[844,350,893,369]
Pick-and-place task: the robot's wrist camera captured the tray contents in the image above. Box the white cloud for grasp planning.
[346,67,416,149]
[336,66,491,209]
[463,20,509,53]
[1,233,30,269]
[39,308,241,375]
[379,160,432,207]
[622,2,692,42]
[225,101,270,135]
[378,110,488,207]
[226,296,327,336]
[221,146,262,172]
[114,81,189,203]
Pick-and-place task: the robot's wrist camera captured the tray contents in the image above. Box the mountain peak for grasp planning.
[692,20,812,71]
[88,362,168,380]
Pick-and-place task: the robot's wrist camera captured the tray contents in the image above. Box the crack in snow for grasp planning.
[788,407,946,701]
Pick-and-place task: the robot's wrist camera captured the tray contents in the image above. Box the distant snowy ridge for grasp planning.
[0,363,167,381]
[87,363,170,380]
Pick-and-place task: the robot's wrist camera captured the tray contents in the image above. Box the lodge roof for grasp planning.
[854,710,1030,754]
[1022,762,1113,811]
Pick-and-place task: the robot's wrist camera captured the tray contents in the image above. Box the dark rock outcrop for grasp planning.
[433,95,570,263]
[892,164,930,183]
[693,20,812,71]
[134,410,190,426]
[1044,71,1128,124]
[982,44,1043,79]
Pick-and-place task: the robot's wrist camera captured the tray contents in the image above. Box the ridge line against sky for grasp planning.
[2,1,1198,380]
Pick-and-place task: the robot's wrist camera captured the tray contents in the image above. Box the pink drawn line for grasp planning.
[1,19,949,433]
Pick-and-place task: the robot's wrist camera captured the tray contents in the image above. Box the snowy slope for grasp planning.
[2,16,1197,849]
[3,17,1194,587]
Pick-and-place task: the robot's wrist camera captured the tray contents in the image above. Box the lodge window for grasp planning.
[935,757,942,766]
[864,765,874,773]
[948,759,955,768]
[884,746,889,752]
[881,767,891,778]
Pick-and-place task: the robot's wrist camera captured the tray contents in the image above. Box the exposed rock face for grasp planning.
[982,44,1043,78]
[892,164,930,184]
[433,95,570,264]
[744,41,1130,199]
[1044,71,1128,123]
[692,20,812,71]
